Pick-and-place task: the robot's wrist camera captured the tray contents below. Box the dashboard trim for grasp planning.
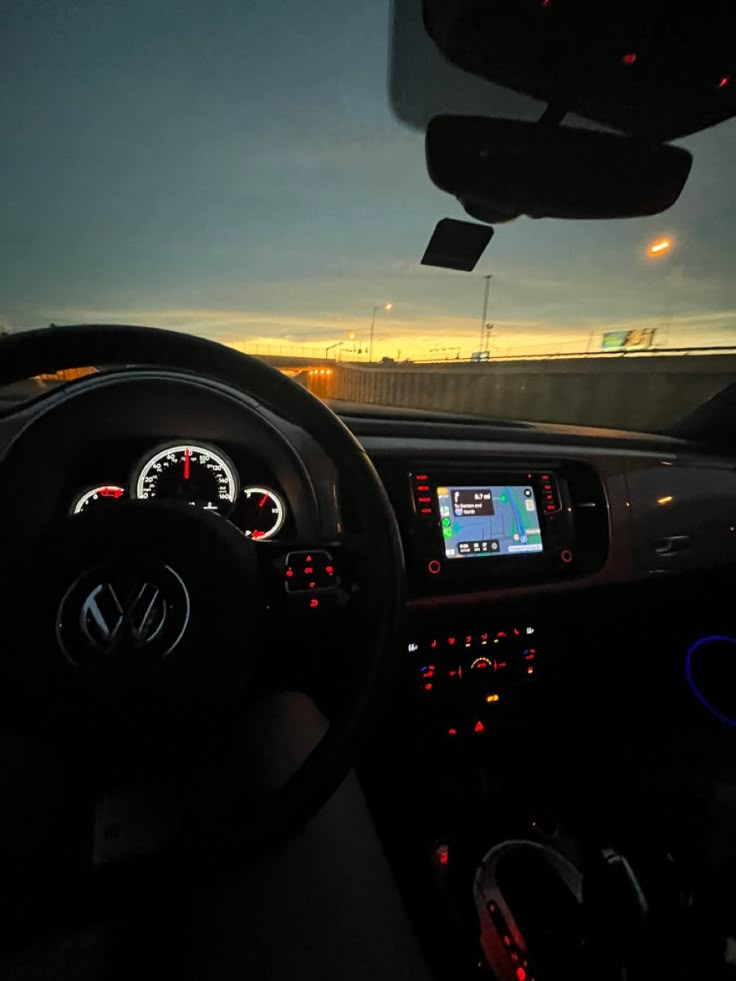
[356,431,736,609]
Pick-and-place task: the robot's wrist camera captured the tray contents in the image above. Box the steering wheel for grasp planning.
[0,325,404,924]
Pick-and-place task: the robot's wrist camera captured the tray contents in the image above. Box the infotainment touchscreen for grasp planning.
[436,484,544,559]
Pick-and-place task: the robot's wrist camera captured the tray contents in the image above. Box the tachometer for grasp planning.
[240,486,285,540]
[72,484,126,514]
[135,444,238,513]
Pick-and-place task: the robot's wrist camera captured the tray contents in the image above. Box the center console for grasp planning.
[355,451,736,981]
[374,457,609,598]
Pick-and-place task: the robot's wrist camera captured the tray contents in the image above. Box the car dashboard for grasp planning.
[2,369,736,978]
[3,376,736,736]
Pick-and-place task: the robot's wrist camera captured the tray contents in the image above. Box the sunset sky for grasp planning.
[3,0,736,361]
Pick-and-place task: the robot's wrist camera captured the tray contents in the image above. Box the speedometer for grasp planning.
[134,444,238,513]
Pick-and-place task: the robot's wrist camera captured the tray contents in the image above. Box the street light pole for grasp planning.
[368,302,393,363]
[369,307,379,364]
[479,274,491,352]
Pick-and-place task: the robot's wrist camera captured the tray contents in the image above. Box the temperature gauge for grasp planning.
[72,485,126,514]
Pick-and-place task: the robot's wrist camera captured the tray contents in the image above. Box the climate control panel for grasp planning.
[405,623,541,737]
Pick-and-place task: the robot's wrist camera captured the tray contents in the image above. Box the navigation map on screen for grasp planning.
[436,484,544,559]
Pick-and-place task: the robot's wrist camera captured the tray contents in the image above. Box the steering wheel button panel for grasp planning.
[285,550,339,592]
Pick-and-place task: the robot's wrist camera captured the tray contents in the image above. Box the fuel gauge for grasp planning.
[240,486,286,540]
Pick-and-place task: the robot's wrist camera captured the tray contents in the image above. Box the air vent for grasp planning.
[566,462,609,572]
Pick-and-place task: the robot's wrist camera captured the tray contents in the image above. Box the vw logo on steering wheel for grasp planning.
[80,581,168,653]
[57,562,190,667]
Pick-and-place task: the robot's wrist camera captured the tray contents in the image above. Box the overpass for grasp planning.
[256,353,336,369]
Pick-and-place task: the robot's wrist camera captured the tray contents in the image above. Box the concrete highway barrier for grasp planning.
[306,355,736,431]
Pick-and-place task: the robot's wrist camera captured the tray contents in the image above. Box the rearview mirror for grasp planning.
[426,116,693,222]
[423,0,736,142]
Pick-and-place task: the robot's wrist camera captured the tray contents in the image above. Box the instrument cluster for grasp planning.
[71,441,287,541]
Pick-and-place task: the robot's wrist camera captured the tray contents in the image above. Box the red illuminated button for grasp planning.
[474,720,485,734]
[561,549,574,564]
[427,559,441,575]
[287,591,339,612]
[413,474,436,515]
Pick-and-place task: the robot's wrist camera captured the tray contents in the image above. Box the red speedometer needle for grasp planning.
[259,493,268,507]
[184,448,190,480]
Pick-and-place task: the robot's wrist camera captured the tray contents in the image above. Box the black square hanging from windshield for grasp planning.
[421,218,494,271]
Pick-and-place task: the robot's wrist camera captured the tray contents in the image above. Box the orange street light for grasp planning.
[647,238,672,257]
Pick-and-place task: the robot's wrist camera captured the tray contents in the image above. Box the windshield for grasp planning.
[3,1,736,431]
